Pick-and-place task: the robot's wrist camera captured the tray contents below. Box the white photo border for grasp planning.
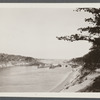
[0,3,100,98]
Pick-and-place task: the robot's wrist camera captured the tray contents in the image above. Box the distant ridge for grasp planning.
[0,53,43,68]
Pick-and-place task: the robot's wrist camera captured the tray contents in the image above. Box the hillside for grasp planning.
[67,57,84,65]
[0,53,43,68]
[61,49,100,92]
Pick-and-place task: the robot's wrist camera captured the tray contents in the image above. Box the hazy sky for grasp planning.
[0,8,92,59]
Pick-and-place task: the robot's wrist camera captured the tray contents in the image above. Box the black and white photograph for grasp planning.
[0,3,100,97]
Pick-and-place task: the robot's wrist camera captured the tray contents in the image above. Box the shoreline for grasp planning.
[50,68,72,92]
[50,66,82,92]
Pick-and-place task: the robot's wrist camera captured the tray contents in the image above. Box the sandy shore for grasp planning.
[50,67,72,92]
[50,66,83,92]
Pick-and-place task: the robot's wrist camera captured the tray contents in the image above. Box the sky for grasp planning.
[0,8,92,59]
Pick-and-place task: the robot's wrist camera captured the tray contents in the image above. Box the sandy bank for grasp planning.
[61,67,100,92]
[50,66,74,92]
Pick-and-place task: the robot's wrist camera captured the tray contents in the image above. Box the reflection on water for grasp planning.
[0,66,71,92]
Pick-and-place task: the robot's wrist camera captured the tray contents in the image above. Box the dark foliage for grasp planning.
[57,8,100,46]
[82,76,100,92]
[57,8,100,70]
[91,76,100,92]
[68,57,84,65]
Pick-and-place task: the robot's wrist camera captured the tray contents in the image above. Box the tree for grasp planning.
[56,8,100,70]
[56,8,100,49]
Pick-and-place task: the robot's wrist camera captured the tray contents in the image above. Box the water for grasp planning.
[0,66,71,92]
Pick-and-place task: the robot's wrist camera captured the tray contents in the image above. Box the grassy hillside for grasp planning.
[63,49,100,92]
[0,53,43,68]
[68,48,100,70]
[68,57,84,65]
[82,48,100,70]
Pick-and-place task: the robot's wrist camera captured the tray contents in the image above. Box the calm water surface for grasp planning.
[0,66,71,92]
